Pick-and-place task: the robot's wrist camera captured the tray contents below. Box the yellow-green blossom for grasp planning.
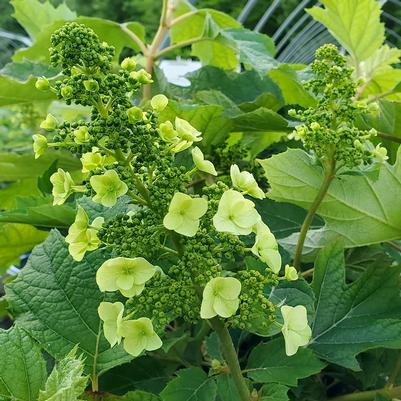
[80,150,113,174]
[127,106,144,123]
[90,170,128,207]
[173,117,202,152]
[200,277,241,319]
[372,144,388,163]
[96,257,156,297]
[65,206,104,261]
[158,121,178,143]
[50,168,74,205]
[120,317,162,356]
[163,192,208,237]
[281,305,312,356]
[32,134,48,159]
[35,77,50,91]
[284,265,298,281]
[192,147,217,176]
[74,126,90,144]
[130,69,153,84]
[98,301,124,347]
[230,164,264,199]
[213,189,260,235]
[251,222,281,273]
[151,94,168,112]
[121,57,136,71]
[40,113,58,131]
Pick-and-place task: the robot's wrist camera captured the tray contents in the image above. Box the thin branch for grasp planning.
[156,36,204,58]
[120,23,148,55]
[377,131,401,145]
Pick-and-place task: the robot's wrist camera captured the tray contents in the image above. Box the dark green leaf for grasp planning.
[6,230,132,376]
[246,338,325,386]
[260,384,289,401]
[160,367,217,401]
[0,325,47,401]
[310,241,401,370]
[0,61,60,81]
[215,374,242,401]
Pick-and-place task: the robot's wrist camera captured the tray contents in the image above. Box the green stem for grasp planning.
[293,157,336,270]
[377,131,401,144]
[156,36,204,58]
[120,23,148,55]
[329,385,401,401]
[209,318,251,401]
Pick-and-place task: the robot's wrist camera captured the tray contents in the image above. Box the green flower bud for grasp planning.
[35,77,50,91]
[150,94,168,112]
[40,113,58,131]
[310,122,320,131]
[32,134,48,159]
[371,144,388,163]
[61,85,74,99]
[127,106,144,123]
[284,265,298,281]
[158,121,178,143]
[83,79,99,92]
[121,57,136,71]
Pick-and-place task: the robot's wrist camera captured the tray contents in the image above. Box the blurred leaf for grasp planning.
[0,61,60,81]
[0,178,41,209]
[0,75,56,106]
[0,196,75,228]
[0,325,47,400]
[215,374,241,401]
[0,151,80,181]
[260,384,289,401]
[307,0,384,63]
[0,223,48,272]
[246,338,325,386]
[230,107,288,132]
[11,0,76,39]
[192,40,238,70]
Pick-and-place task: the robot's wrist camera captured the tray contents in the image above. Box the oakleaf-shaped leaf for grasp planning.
[0,325,47,401]
[38,346,88,401]
[310,241,401,370]
[259,148,401,253]
[307,0,384,63]
[6,230,132,377]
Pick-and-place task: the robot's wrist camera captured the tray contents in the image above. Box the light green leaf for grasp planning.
[170,9,239,45]
[38,347,88,401]
[0,325,47,401]
[230,107,288,132]
[0,179,41,210]
[246,338,325,386]
[0,223,48,273]
[160,367,217,401]
[91,392,160,401]
[0,196,75,228]
[269,65,315,107]
[0,61,60,82]
[192,40,238,70]
[0,75,56,106]
[307,0,384,63]
[260,384,289,401]
[11,0,76,39]
[219,28,278,74]
[13,18,145,63]
[6,230,132,376]
[0,151,80,181]
[310,241,401,369]
[259,148,401,253]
